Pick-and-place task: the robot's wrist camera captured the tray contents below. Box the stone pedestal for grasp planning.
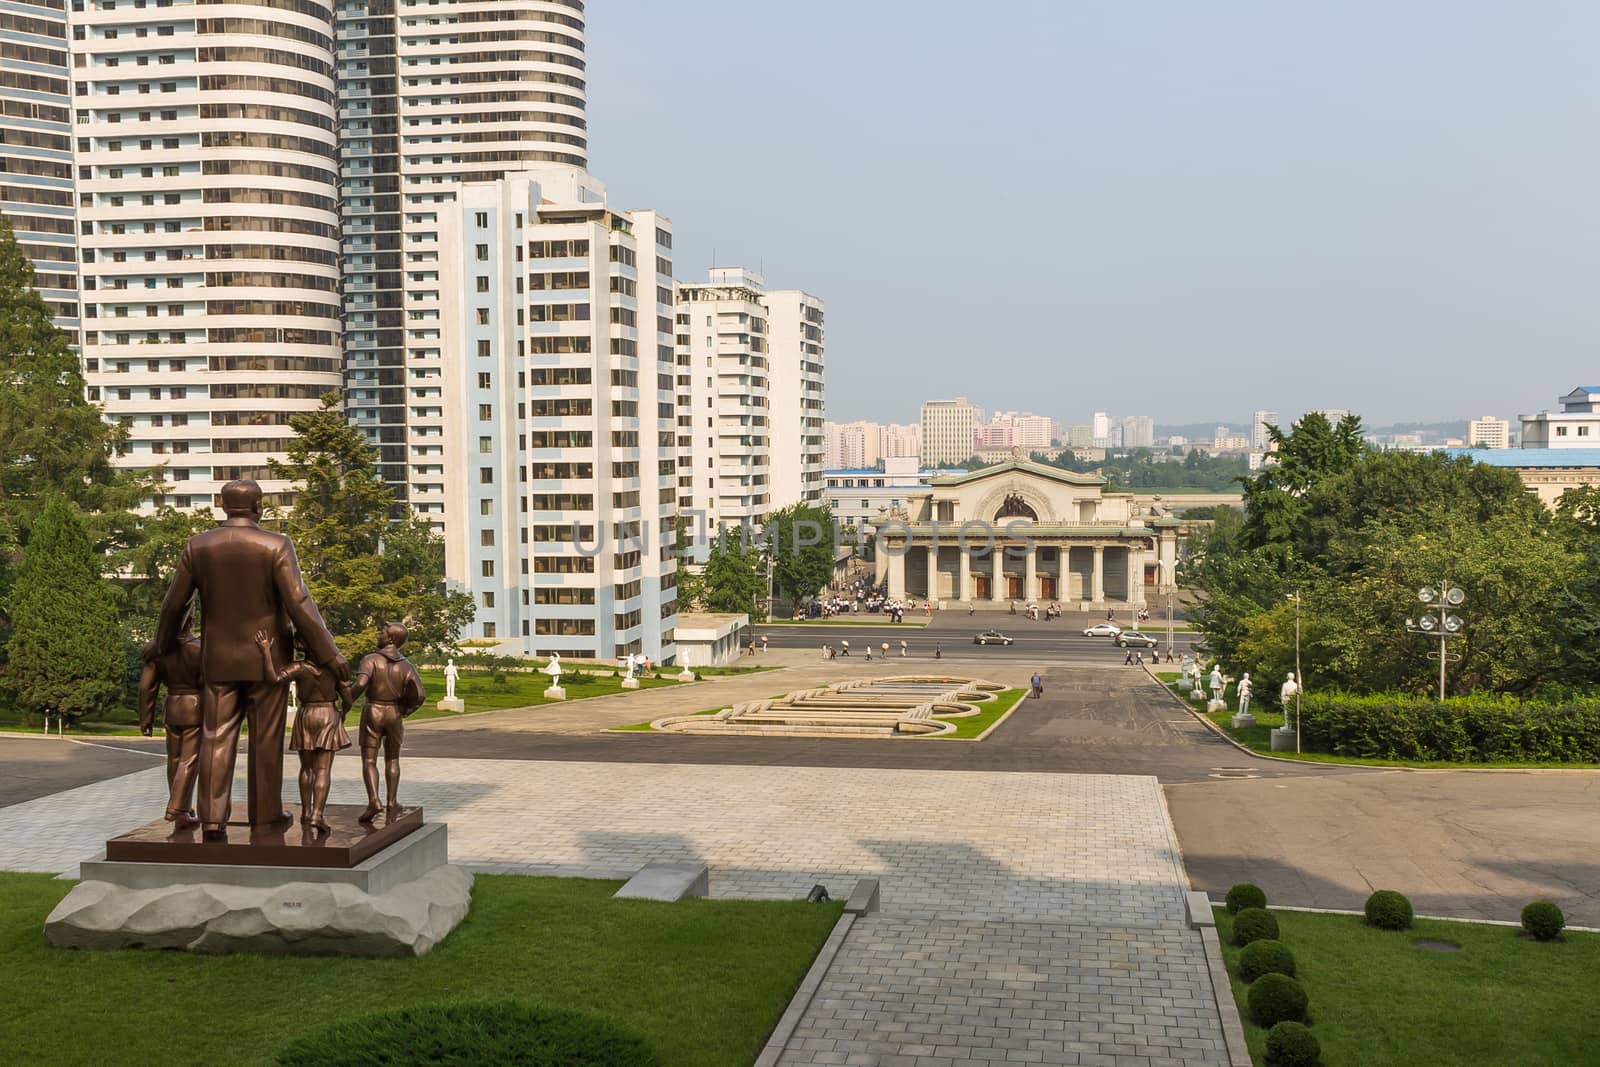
[1206,698,1226,713]
[1270,727,1298,752]
[1231,712,1256,729]
[46,808,471,957]
[436,696,465,714]
[544,685,566,700]
[620,677,640,689]
[677,667,696,681]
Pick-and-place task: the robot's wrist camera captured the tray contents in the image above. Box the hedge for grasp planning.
[1297,692,1600,763]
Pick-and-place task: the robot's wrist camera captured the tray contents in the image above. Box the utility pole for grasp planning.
[1406,583,1465,701]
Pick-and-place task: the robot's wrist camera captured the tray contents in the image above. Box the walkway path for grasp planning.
[0,757,1229,1065]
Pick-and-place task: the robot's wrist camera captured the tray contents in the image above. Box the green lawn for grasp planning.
[9,872,840,1067]
[1160,681,1600,769]
[407,668,684,721]
[938,687,1028,739]
[1214,906,1600,1066]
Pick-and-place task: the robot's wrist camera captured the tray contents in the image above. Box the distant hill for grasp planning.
[1364,420,1469,439]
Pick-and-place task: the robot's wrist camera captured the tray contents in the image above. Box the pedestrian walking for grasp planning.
[865,644,872,661]
[900,640,907,657]
[935,642,942,659]
[761,635,769,653]
[881,642,889,659]
[1124,650,1134,665]
[1030,671,1044,699]
[840,640,849,657]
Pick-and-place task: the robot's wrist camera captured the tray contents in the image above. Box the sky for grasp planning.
[585,1,1600,428]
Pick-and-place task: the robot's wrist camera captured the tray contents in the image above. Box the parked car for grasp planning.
[1082,622,1122,637]
[973,629,1015,646]
[1115,631,1159,648]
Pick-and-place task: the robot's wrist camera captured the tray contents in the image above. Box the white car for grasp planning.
[1082,622,1123,637]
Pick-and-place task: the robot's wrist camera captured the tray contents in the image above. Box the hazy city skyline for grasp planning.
[587,2,1598,426]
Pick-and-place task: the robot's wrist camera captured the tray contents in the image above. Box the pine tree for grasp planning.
[4,497,124,722]
[269,394,474,656]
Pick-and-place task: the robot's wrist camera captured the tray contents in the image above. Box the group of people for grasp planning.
[137,479,425,839]
[822,640,942,660]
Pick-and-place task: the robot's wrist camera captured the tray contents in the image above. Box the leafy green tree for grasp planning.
[269,395,474,657]
[700,528,766,620]
[1240,412,1367,553]
[3,498,124,722]
[763,504,836,607]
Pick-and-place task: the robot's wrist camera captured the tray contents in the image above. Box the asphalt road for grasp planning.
[756,615,1202,665]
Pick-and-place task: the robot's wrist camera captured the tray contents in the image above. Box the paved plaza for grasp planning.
[0,757,1229,1066]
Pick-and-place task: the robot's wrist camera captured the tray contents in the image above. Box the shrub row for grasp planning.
[1226,885,1319,1065]
[1298,692,1600,763]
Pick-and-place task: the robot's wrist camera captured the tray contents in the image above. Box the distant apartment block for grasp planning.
[763,288,826,509]
[1467,416,1510,449]
[920,397,979,466]
[1251,410,1279,449]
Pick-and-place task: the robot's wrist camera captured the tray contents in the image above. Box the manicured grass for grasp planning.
[9,872,840,1067]
[1214,906,1600,1066]
[938,687,1028,739]
[1160,682,1600,769]
[409,668,682,721]
[684,664,780,676]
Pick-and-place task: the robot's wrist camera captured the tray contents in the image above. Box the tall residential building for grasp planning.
[825,420,877,470]
[1091,411,1110,448]
[675,267,771,543]
[1110,414,1154,448]
[763,288,825,508]
[439,167,676,660]
[1066,423,1092,448]
[1466,415,1509,449]
[73,0,343,510]
[1,0,77,338]
[881,421,920,461]
[1251,410,1279,450]
[984,411,1055,451]
[337,0,590,501]
[920,396,978,466]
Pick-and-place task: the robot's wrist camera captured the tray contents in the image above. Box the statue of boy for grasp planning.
[1236,673,1253,715]
[347,623,425,823]
[138,604,203,829]
[254,630,353,834]
[444,658,459,701]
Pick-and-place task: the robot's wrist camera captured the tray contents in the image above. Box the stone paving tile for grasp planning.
[0,757,1224,1064]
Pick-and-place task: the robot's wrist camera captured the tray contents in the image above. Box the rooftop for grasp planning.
[1445,448,1600,468]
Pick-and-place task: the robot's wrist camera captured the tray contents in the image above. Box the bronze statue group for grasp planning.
[136,480,424,840]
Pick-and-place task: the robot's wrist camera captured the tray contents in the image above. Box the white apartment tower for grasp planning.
[675,267,771,544]
[72,0,344,509]
[763,288,825,508]
[1467,415,1509,449]
[2,0,77,340]
[1251,410,1279,450]
[337,0,589,500]
[436,167,677,660]
[920,397,978,466]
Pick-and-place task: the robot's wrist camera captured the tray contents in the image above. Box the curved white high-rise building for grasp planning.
[74,0,342,509]
[338,0,588,500]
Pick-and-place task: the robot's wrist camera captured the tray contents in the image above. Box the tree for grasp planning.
[700,528,766,620]
[3,498,124,722]
[763,504,836,607]
[269,395,473,657]
[0,219,151,633]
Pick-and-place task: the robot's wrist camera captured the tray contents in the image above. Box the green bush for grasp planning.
[1364,890,1414,930]
[1239,938,1297,982]
[1225,883,1267,913]
[1297,692,1600,763]
[275,1001,660,1067]
[1248,973,1309,1027]
[1233,907,1280,946]
[1521,900,1565,941]
[1265,1020,1321,1066]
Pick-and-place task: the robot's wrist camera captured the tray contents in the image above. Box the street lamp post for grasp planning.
[1286,591,1303,754]
[1406,583,1465,701]
[1156,557,1176,660]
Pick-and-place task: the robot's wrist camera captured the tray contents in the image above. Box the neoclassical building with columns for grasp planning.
[870,455,1180,607]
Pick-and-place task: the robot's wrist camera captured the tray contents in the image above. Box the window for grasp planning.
[478,403,493,420]
[477,372,491,389]
[479,499,493,515]
[478,436,492,453]
[1557,426,1568,437]
[475,308,489,325]
[480,467,493,484]
[474,211,487,228]
[481,589,494,605]
[481,560,494,577]
[475,244,488,261]
[477,339,491,358]
[482,622,496,638]
[475,276,489,292]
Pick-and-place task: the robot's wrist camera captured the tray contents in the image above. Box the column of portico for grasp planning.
[1091,546,1104,604]
[991,547,1004,602]
[926,543,939,600]
[1127,547,1141,606]
[958,548,971,603]
[888,544,906,600]
[1024,547,1037,603]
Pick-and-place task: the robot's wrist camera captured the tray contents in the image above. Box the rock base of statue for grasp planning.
[677,667,695,681]
[45,807,471,957]
[620,677,640,689]
[1177,678,1192,693]
[1231,712,1256,729]
[544,685,566,700]
[1207,698,1226,713]
[1270,726,1298,752]
[436,696,465,714]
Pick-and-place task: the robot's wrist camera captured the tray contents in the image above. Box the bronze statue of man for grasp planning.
[347,623,424,822]
[137,603,203,829]
[153,480,347,840]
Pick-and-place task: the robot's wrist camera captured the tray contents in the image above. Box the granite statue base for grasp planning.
[1270,726,1298,752]
[620,677,640,689]
[46,807,472,957]
[436,696,465,713]
[677,668,695,681]
[544,685,566,700]
[1231,712,1256,729]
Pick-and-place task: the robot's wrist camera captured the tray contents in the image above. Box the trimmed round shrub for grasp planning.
[1225,883,1268,913]
[1364,890,1414,931]
[1265,1020,1321,1066]
[1248,973,1309,1028]
[1233,906,1280,947]
[1239,938,1297,982]
[275,1001,661,1067]
[1521,900,1566,941]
